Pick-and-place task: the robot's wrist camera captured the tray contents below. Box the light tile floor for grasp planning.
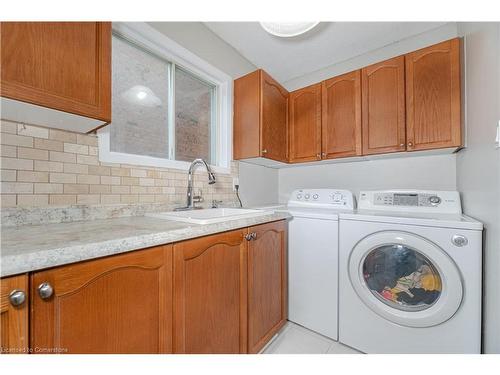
[263,321,362,354]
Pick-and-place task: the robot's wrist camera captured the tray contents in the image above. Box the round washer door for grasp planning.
[348,230,463,327]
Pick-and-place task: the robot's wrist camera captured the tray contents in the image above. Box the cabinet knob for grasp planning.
[9,290,26,307]
[261,149,268,154]
[38,282,54,300]
[316,153,321,159]
[245,232,257,241]
[408,141,414,147]
[400,143,405,147]
[322,152,326,157]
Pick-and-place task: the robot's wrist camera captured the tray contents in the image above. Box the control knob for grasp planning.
[304,194,310,200]
[429,196,441,205]
[313,194,319,200]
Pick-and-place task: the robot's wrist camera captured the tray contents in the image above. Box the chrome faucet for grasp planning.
[175,159,216,211]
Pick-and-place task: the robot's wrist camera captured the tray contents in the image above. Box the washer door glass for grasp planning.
[363,244,442,312]
[348,231,463,328]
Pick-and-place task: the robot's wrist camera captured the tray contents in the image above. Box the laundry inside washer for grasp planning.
[363,245,442,310]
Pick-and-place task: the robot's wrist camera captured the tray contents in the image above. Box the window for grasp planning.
[174,67,216,164]
[98,23,232,172]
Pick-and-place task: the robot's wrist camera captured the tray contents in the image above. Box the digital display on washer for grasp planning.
[393,193,419,206]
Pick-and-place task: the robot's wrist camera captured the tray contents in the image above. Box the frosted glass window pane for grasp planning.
[110,36,170,159]
[175,67,215,164]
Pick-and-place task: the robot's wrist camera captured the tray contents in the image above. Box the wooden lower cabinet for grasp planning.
[31,245,173,354]
[173,221,287,354]
[173,229,248,353]
[2,220,287,354]
[247,221,287,353]
[1,275,29,354]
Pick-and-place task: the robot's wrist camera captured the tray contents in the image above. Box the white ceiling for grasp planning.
[204,22,449,83]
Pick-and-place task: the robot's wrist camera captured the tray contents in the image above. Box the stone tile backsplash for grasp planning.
[0,120,239,225]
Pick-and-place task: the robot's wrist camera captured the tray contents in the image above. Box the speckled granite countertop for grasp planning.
[0,212,290,277]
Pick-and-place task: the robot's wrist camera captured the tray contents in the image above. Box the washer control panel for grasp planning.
[358,190,462,214]
[288,189,355,210]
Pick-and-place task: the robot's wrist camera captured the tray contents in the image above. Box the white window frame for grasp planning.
[98,22,233,174]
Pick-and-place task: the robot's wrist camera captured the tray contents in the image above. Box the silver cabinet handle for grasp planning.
[9,290,26,307]
[38,282,54,300]
[245,232,257,241]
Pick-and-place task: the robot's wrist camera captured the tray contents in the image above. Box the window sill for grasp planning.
[97,130,232,175]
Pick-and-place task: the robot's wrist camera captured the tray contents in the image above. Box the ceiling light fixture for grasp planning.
[260,22,320,38]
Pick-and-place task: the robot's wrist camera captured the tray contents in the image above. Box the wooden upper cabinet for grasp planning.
[321,70,362,159]
[1,275,29,354]
[0,22,111,131]
[233,69,289,162]
[405,38,462,151]
[31,246,172,354]
[261,71,289,162]
[288,83,322,163]
[234,70,261,160]
[362,56,406,155]
[173,230,248,354]
[247,221,287,354]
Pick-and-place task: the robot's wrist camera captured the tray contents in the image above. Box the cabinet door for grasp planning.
[322,70,362,159]
[362,56,406,155]
[173,230,248,353]
[405,38,462,151]
[0,22,111,124]
[234,70,261,160]
[289,84,322,163]
[247,221,287,354]
[0,275,29,354]
[31,246,172,354]
[261,71,289,162]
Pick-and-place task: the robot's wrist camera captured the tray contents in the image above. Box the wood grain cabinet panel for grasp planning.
[0,275,29,354]
[405,38,462,151]
[173,230,248,354]
[321,70,362,159]
[247,221,287,354]
[233,69,289,162]
[362,56,406,155]
[0,22,111,125]
[31,246,172,354]
[234,70,261,160]
[261,71,289,162]
[288,83,322,163]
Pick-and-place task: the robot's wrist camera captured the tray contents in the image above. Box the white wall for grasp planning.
[148,22,256,79]
[238,162,279,207]
[284,23,458,91]
[279,154,457,203]
[456,22,500,354]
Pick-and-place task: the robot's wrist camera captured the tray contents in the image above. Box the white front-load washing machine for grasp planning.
[338,190,483,353]
[286,189,354,340]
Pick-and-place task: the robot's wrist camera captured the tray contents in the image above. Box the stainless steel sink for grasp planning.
[146,208,272,225]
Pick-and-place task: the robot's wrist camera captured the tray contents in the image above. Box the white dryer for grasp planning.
[286,189,354,340]
[338,190,483,353]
